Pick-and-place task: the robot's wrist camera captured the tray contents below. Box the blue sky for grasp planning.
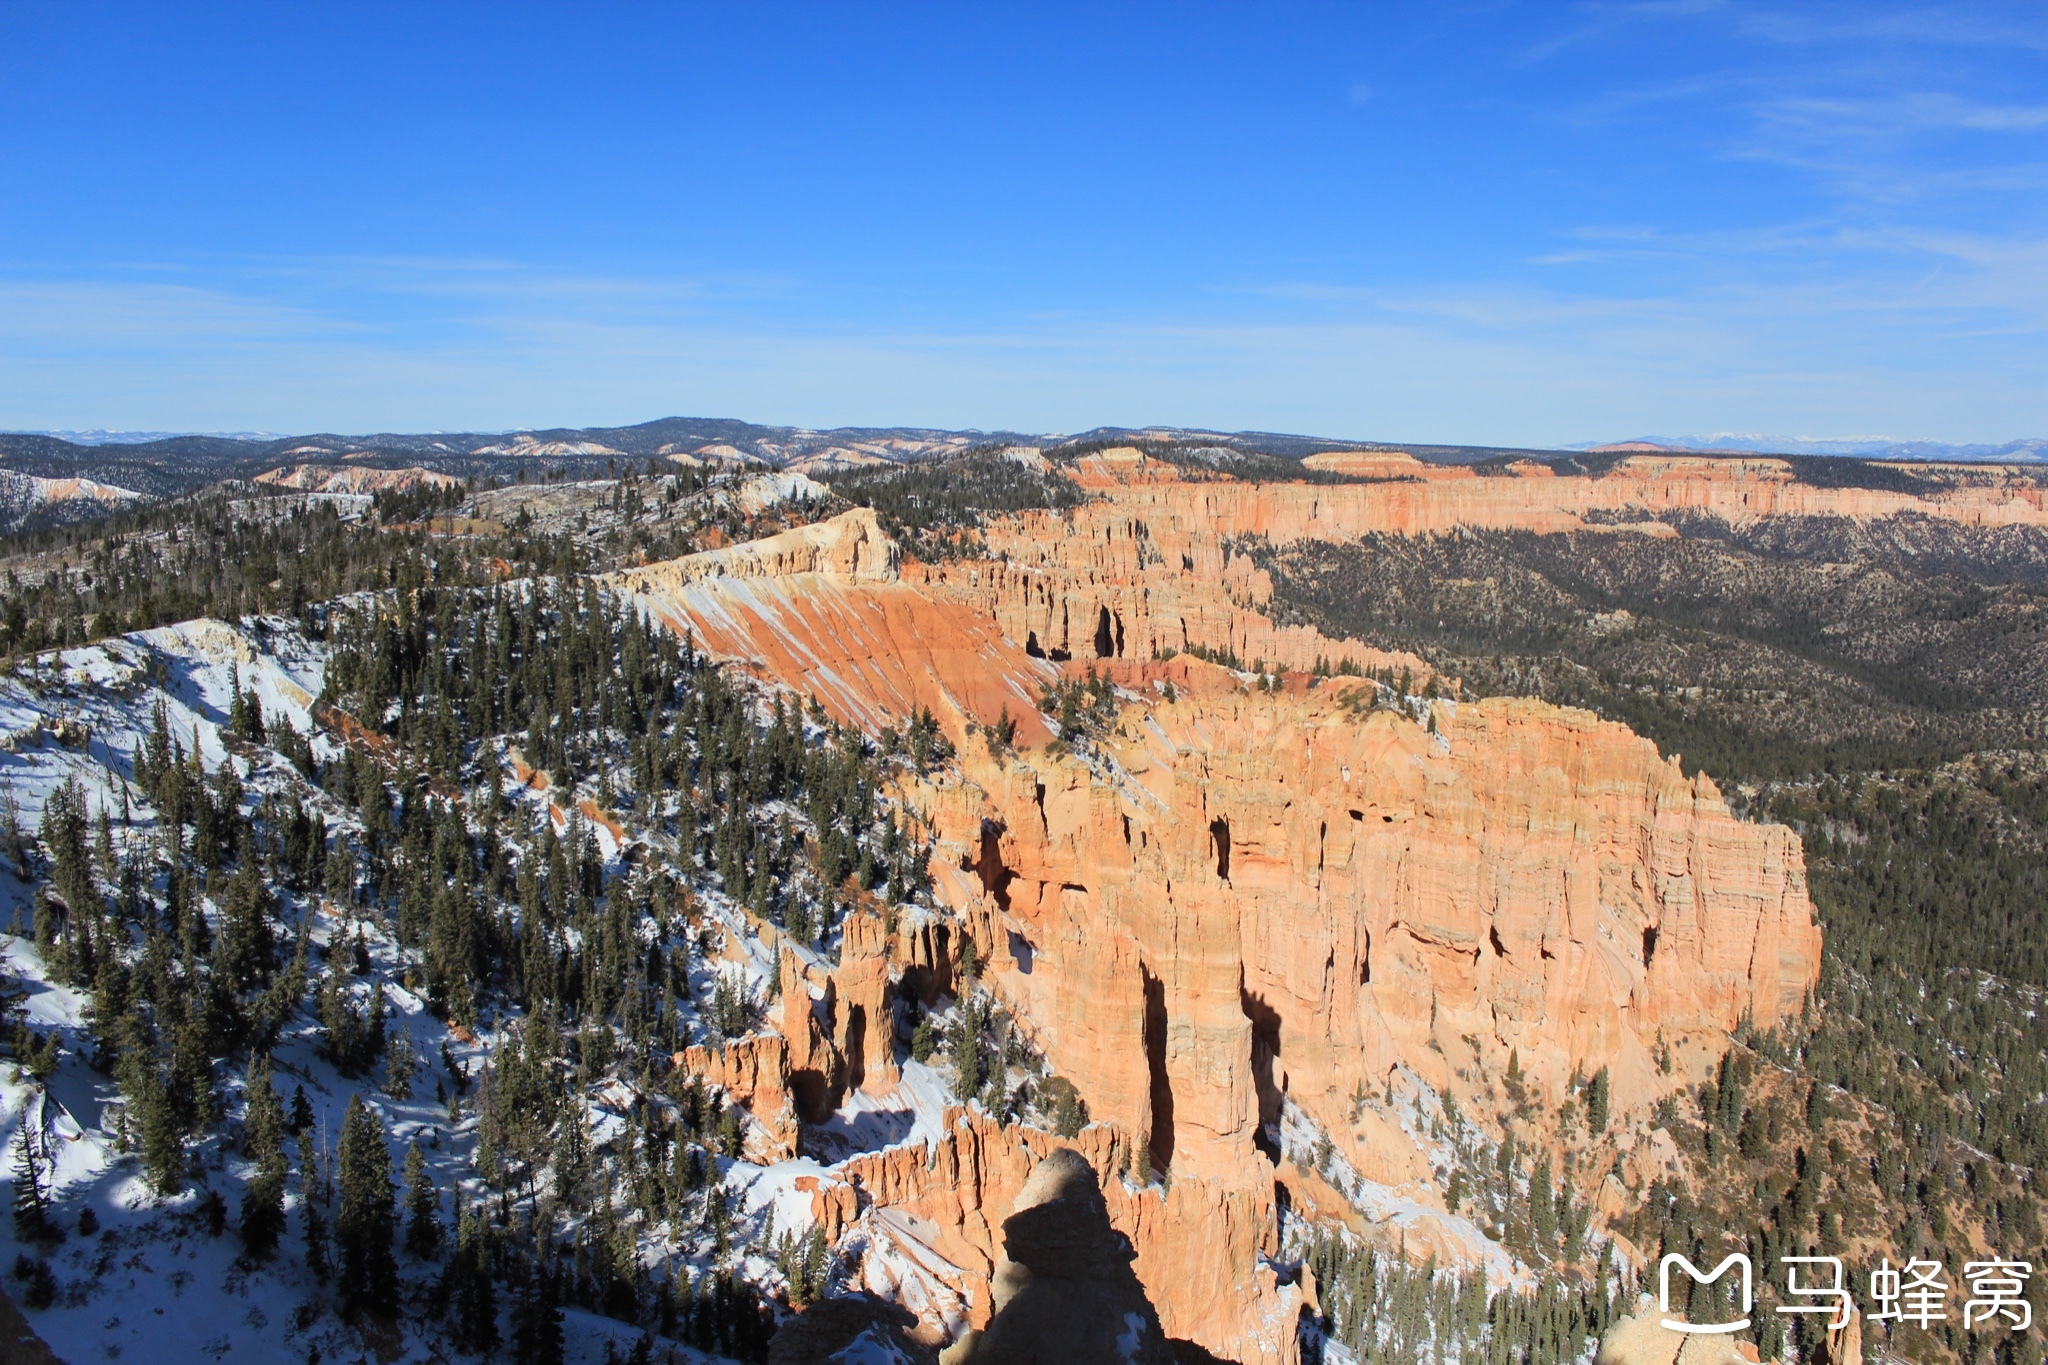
[1,2,2044,445]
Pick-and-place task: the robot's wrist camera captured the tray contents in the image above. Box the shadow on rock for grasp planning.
[770,1150,1229,1365]
[767,1292,937,1364]
[942,1147,1228,1365]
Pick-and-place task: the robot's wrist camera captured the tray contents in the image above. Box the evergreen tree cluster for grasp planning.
[0,576,943,1358]
[819,447,1089,561]
[1301,1232,1626,1365]
[318,577,931,956]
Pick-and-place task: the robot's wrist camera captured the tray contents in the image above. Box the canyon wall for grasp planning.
[620,483,1835,1363]
[923,657,1818,1171]
[807,1106,1301,1365]
[913,451,2048,678]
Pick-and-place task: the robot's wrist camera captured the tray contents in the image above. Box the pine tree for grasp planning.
[511,1262,565,1365]
[86,950,130,1068]
[1529,1152,1556,1250]
[334,1095,397,1318]
[169,1009,216,1132]
[704,1180,731,1259]
[449,1207,499,1354]
[302,1194,330,1282]
[402,1142,442,1259]
[11,1119,47,1242]
[1586,1066,1611,1133]
[795,1224,830,1305]
[384,1028,416,1100]
[239,1056,288,1258]
[217,859,276,990]
[125,1054,186,1195]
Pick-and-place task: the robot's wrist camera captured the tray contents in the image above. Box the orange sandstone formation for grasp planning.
[696,907,901,1140]
[924,657,1818,1168]
[809,1107,1299,1364]
[617,471,1847,1363]
[915,452,2048,682]
[676,1033,800,1162]
[605,509,1057,747]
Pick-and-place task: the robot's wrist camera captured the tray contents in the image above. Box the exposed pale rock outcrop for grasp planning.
[254,463,461,495]
[676,1033,801,1161]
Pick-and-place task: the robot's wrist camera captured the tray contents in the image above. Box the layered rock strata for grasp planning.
[807,1108,1298,1365]
[915,451,2048,677]
[606,509,1058,746]
[681,905,900,1156]
[618,484,1830,1364]
[922,657,1820,1179]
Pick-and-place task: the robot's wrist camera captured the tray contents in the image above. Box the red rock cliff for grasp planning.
[619,483,1829,1365]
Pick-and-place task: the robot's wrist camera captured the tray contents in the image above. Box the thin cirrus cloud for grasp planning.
[2,256,2037,447]
[0,279,348,347]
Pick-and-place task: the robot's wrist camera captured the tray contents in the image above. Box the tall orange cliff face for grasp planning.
[854,655,1818,1362]
[907,508,1435,680]
[920,658,1821,1200]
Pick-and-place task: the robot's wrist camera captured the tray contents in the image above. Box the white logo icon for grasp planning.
[1660,1253,1753,1334]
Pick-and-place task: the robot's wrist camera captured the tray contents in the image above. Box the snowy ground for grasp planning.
[0,623,766,1362]
[0,615,1062,1363]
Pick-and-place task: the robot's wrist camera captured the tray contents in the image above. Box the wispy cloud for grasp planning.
[4,244,2040,447]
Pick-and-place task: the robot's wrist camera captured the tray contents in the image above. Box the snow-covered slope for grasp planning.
[0,470,144,535]
[0,611,1040,1364]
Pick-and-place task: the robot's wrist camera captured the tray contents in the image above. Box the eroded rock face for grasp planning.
[913,453,2048,680]
[873,654,1818,1359]
[709,907,900,1133]
[624,479,1832,1365]
[925,658,1821,1194]
[908,510,1435,680]
[834,909,901,1096]
[607,509,1057,747]
[811,1109,1299,1365]
[614,505,902,585]
[677,1033,801,1161]
[946,1148,1175,1365]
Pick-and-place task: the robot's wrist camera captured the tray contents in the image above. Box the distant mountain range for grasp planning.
[0,417,2040,536]
[0,417,1425,501]
[25,429,285,445]
[1575,434,2048,462]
